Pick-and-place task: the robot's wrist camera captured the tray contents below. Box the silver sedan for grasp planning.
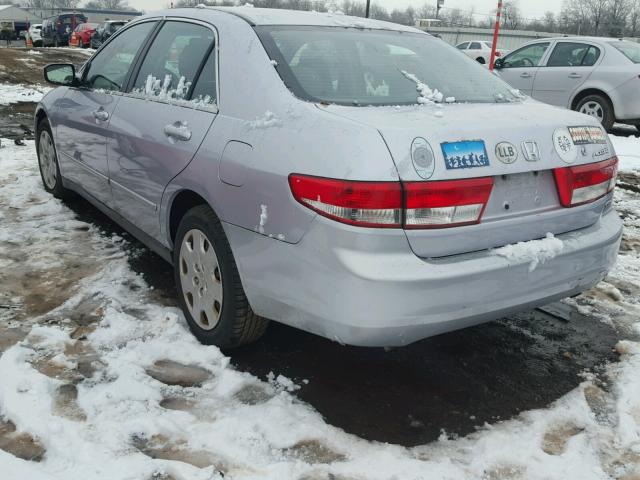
[495,36,640,132]
[36,8,622,348]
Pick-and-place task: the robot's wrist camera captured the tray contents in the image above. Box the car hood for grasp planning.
[320,99,612,182]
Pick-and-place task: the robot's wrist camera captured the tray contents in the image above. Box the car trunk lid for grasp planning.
[321,101,615,257]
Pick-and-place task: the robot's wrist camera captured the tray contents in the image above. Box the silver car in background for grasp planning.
[36,8,622,349]
[495,36,640,132]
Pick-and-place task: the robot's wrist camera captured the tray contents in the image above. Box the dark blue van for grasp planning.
[41,13,87,47]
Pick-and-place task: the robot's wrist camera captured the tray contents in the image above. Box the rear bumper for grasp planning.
[225,207,622,347]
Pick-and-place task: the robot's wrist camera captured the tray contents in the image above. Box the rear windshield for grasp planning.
[61,15,86,24]
[255,26,520,106]
[609,40,640,63]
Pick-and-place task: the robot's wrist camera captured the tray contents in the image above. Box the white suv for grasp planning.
[27,24,42,47]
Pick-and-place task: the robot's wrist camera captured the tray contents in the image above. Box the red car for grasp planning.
[69,23,97,48]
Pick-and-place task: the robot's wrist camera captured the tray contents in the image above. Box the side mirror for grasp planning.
[44,63,78,86]
[494,58,504,69]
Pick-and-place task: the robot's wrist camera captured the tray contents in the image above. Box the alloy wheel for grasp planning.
[579,101,605,123]
[179,229,223,331]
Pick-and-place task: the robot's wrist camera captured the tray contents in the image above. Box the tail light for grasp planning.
[553,157,617,207]
[288,175,402,228]
[495,51,502,57]
[404,178,494,228]
[289,174,493,229]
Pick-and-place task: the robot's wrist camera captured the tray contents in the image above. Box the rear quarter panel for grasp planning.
[160,11,396,247]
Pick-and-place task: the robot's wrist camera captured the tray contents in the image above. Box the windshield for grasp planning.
[609,40,640,63]
[255,26,520,106]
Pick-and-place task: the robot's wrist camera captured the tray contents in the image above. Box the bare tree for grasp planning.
[502,1,522,29]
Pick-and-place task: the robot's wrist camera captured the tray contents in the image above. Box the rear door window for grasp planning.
[132,21,214,102]
[546,42,593,67]
[83,21,156,91]
[469,42,481,50]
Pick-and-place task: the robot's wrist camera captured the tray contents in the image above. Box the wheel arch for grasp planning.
[167,189,211,247]
[570,88,614,112]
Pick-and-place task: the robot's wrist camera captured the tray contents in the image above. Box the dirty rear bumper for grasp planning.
[225,207,622,347]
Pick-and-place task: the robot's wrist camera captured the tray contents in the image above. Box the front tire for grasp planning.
[36,119,68,199]
[576,94,615,132]
[173,205,268,349]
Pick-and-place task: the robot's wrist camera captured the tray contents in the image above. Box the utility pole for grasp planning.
[489,0,503,71]
[366,0,370,18]
[436,0,444,19]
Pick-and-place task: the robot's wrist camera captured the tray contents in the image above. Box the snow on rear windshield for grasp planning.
[609,40,640,63]
[255,26,519,106]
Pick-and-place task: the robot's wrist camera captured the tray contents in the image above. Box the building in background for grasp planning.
[0,5,42,38]
[26,7,142,24]
[419,25,566,51]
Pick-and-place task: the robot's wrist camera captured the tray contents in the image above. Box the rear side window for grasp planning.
[547,42,596,67]
[132,21,214,103]
[190,51,217,105]
[609,40,640,63]
[84,21,156,91]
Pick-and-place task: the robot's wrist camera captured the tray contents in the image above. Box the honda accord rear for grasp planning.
[37,8,622,348]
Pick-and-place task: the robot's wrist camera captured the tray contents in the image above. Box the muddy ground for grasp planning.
[0,47,91,142]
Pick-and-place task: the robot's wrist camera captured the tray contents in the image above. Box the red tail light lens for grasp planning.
[289,175,494,229]
[404,177,494,228]
[553,157,617,207]
[289,174,402,228]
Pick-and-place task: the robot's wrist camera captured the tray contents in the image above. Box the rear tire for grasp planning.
[476,57,486,64]
[36,118,69,199]
[575,94,615,132]
[173,205,268,349]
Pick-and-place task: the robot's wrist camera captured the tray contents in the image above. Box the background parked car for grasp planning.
[90,20,126,49]
[495,36,640,132]
[26,23,42,46]
[456,40,509,64]
[69,22,97,48]
[41,13,87,47]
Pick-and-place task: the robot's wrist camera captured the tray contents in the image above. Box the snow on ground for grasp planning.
[611,134,640,173]
[0,129,639,479]
[0,83,52,105]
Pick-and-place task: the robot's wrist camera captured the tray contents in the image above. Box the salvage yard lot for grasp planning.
[1,46,640,480]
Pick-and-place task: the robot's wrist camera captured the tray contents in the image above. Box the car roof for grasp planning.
[169,6,425,34]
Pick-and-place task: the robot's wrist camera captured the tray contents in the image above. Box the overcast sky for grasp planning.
[129,0,564,21]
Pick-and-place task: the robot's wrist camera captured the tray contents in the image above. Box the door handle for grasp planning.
[520,72,532,78]
[164,121,192,142]
[568,73,582,79]
[92,108,109,122]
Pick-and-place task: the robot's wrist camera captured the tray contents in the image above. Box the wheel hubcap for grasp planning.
[179,229,223,330]
[579,101,604,123]
[38,130,57,189]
